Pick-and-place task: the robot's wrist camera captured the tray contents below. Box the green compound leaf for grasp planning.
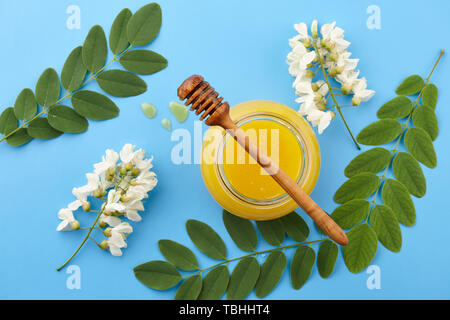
[61,46,87,92]
[334,173,380,204]
[412,105,439,141]
[71,90,120,121]
[175,275,202,300]
[6,128,32,146]
[392,152,426,198]
[47,105,89,133]
[26,117,62,140]
[0,107,18,135]
[109,8,132,55]
[377,96,413,119]
[256,219,285,246]
[96,69,147,97]
[35,68,60,107]
[382,179,416,227]
[370,205,402,253]
[357,119,402,146]
[422,83,438,110]
[280,211,310,242]
[290,246,316,290]
[82,25,107,73]
[222,210,257,252]
[133,260,181,290]
[255,251,287,298]
[395,75,424,95]
[158,239,199,271]
[120,50,168,75]
[343,224,378,273]
[186,219,227,260]
[198,266,229,300]
[344,147,391,178]
[14,88,37,121]
[404,127,437,168]
[331,199,370,229]
[227,257,260,300]
[317,240,339,279]
[127,3,162,46]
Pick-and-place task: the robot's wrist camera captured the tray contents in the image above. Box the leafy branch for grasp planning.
[0,3,167,147]
[330,50,443,273]
[134,210,337,300]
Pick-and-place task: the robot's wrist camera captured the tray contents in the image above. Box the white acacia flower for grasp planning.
[99,214,122,227]
[104,189,126,215]
[287,20,375,134]
[57,209,79,231]
[107,223,133,256]
[123,199,145,222]
[120,144,137,163]
[94,149,119,176]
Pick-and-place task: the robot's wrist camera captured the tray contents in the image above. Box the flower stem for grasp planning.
[1,45,133,144]
[182,238,327,279]
[314,44,361,150]
[56,209,104,271]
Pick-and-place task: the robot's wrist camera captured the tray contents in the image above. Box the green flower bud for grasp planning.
[352,96,361,106]
[341,83,352,95]
[82,201,91,212]
[112,211,123,217]
[131,167,141,177]
[125,162,133,171]
[130,179,138,186]
[93,188,105,199]
[104,228,112,237]
[317,100,327,111]
[98,220,107,228]
[314,93,323,102]
[311,82,320,92]
[70,220,80,231]
[336,66,344,74]
[306,70,315,79]
[329,52,338,62]
[120,166,128,176]
[328,68,337,77]
[120,195,131,203]
[98,240,109,250]
[107,167,116,177]
[303,38,311,48]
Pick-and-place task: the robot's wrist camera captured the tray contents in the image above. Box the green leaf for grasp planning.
[133,260,181,290]
[356,119,402,146]
[255,251,287,298]
[256,219,285,246]
[27,117,62,140]
[395,75,424,95]
[109,8,132,55]
[0,107,18,135]
[96,69,147,97]
[392,152,426,198]
[331,199,370,229]
[344,147,391,178]
[334,173,380,204]
[61,46,87,92]
[71,90,120,121]
[377,96,413,119]
[317,240,339,279]
[6,128,32,146]
[404,127,437,168]
[197,266,229,300]
[35,68,60,107]
[186,219,227,260]
[412,105,439,141]
[227,257,260,300]
[120,50,168,75]
[343,224,378,273]
[82,25,107,73]
[382,179,416,226]
[47,105,89,133]
[422,83,438,109]
[290,246,316,290]
[222,210,257,252]
[280,212,309,242]
[175,275,202,300]
[158,239,199,271]
[370,205,402,253]
[14,89,37,121]
[127,3,162,46]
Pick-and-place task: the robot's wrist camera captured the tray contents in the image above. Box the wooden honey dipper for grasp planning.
[177,75,348,246]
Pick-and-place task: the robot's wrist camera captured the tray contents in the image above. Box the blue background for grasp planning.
[0,0,448,300]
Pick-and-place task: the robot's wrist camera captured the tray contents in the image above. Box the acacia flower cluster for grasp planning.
[287,21,375,139]
[57,144,157,269]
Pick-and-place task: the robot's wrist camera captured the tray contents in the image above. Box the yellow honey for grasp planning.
[201,100,320,220]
